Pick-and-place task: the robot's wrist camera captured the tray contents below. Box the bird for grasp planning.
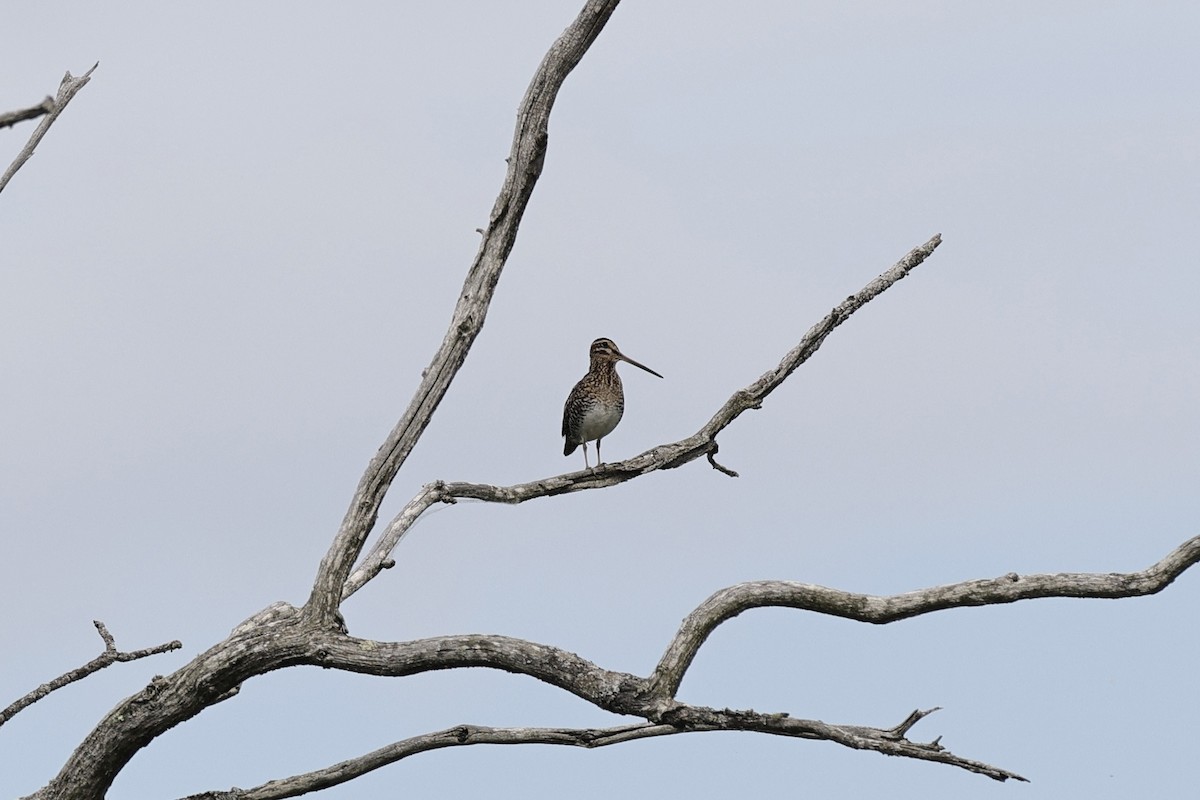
[562,337,663,470]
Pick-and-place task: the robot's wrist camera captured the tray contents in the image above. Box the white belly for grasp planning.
[576,403,623,443]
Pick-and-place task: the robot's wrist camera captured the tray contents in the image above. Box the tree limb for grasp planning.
[343,233,942,599]
[645,533,1200,697]
[331,535,1200,788]
[191,535,1197,796]
[176,723,684,800]
[179,707,1024,800]
[0,63,98,195]
[0,97,55,130]
[0,621,181,729]
[304,0,623,629]
[29,530,1197,799]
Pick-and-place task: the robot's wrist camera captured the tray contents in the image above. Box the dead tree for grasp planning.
[5,2,1197,798]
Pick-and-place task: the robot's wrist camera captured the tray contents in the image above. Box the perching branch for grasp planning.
[0,621,181,729]
[17,0,1195,796]
[0,63,98,195]
[343,233,942,599]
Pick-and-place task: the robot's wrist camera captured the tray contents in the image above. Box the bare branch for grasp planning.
[342,234,942,598]
[0,621,181,729]
[0,63,99,195]
[342,482,446,599]
[882,706,942,740]
[334,535,1200,786]
[35,533,1199,798]
[298,610,1039,782]
[345,535,1200,749]
[0,97,55,130]
[305,0,623,627]
[181,707,1024,800]
[658,704,1026,782]
[646,533,1200,697]
[706,443,739,477]
[178,723,681,800]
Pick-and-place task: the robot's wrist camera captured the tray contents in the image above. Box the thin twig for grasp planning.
[0,621,181,728]
[0,63,99,195]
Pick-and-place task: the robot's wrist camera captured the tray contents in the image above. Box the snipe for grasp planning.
[562,337,663,470]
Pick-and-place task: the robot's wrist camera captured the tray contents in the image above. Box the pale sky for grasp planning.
[3,2,1198,798]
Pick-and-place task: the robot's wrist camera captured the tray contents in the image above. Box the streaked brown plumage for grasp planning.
[562,337,663,469]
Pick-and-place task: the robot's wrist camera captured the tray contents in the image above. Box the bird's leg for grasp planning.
[582,442,590,470]
[596,438,603,467]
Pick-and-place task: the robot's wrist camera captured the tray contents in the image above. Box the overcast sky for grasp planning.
[3,2,1198,798]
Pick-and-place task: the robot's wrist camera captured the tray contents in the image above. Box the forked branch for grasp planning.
[0,63,98,195]
[305,0,623,628]
[344,233,942,599]
[1,621,181,729]
[183,536,1200,797]
[180,708,1022,800]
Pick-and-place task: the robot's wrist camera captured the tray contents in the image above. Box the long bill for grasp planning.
[617,352,664,379]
